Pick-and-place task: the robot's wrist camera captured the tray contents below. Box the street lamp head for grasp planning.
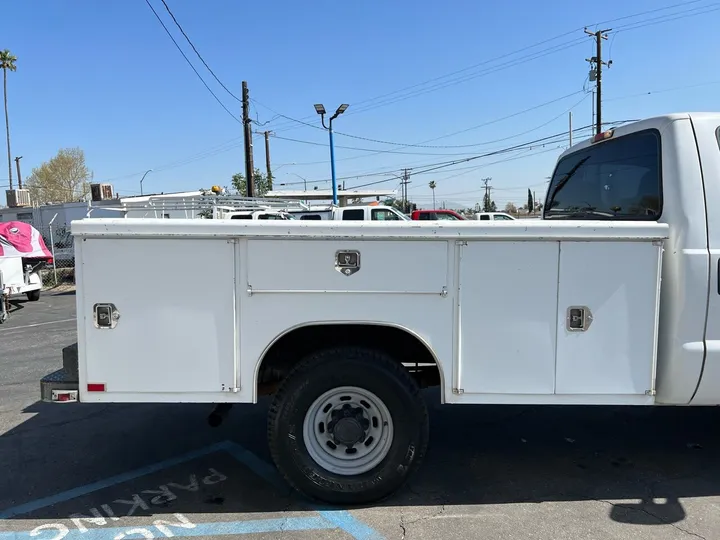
[313,104,326,115]
[335,104,349,115]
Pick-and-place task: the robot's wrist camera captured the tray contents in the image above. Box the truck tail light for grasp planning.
[87,383,106,392]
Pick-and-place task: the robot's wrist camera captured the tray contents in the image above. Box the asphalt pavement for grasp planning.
[1,292,720,539]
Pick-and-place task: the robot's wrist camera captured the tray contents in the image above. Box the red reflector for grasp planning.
[593,129,614,143]
[87,383,106,392]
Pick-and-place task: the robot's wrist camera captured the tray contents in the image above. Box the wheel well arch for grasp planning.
[255,322,445,399]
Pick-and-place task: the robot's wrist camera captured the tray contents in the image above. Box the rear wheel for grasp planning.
[26,290,41,302]
[268,346,429,505]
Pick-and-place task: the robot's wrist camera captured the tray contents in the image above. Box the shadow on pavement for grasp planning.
[1,389,718,529]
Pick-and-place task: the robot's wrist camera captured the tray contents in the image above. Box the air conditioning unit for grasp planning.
[90,183,114,201]
[5,189,31,208]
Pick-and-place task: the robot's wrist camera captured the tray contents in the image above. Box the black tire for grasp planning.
[268,346,429,505]
[26,290,40,302]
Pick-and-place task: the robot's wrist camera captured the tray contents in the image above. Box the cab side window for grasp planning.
[372,209,401,221]
[342,209,364,220]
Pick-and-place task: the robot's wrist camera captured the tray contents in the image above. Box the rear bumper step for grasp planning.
[40,369,79,402]
[40,342,80,403]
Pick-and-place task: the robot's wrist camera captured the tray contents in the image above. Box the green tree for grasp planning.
[232,168,271,197]
[26,147,93,203]
[429,181,437,209]
[527,189,534,214]
[1,50,17,188]
[482,192,497,212]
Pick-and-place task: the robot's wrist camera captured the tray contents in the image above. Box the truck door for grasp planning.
[690,118,720,404]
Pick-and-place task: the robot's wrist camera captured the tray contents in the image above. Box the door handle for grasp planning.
[566,306,593,332]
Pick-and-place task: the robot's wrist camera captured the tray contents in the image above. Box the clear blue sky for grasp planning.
[2,0,718,209]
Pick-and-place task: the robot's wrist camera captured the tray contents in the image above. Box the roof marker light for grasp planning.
[592,130,614,143]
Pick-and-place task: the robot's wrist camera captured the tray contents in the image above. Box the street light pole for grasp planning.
[314,103,349,206]
[289,173,308,205]
[140,169,153,196]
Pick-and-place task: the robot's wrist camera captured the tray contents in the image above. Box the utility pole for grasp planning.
[482,177,492,211]
[264,131,273,190]
[14,156,22,189]
[242,81,255,197]
[585,27,612,135]
[400,169,411,212]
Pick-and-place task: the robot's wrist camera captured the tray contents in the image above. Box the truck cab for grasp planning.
[474,212,516,221]
[543,113,720,405]
[333,205,409,221]
[293,205,410,221]
[411,209,465,220]
[225,210,295,220]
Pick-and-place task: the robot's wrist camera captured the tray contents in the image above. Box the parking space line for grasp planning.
[223,442,384,539]
[0,318,76,332]
[0,516,335,539]
[0,442,229,520]
[0,440,386,539]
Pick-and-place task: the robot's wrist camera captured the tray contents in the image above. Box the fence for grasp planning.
[37,223,75,290]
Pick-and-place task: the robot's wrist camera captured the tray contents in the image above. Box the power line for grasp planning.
[279,121,624,190]
[157,0,241,102]
[142,0,241,123]
[255,0,718,133]
[263,90,590,161]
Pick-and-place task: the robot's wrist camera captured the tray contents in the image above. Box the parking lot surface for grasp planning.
[2,292,720,539]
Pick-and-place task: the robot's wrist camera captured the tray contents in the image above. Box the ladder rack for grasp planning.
[107,195,316,219]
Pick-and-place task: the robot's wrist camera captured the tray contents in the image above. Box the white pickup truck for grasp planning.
[41,112,720,505]
[292,204,409,221]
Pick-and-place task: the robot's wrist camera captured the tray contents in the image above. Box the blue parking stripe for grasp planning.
[0,516,335,539]
[319,510,386,540]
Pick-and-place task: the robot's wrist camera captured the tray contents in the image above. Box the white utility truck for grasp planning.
[40,112,720,504]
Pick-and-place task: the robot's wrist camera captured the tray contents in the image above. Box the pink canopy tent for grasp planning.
[0,221,53,260]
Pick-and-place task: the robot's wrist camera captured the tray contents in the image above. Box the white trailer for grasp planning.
[40,112,720,504]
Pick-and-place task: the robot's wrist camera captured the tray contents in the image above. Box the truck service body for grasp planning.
[40,112,720,504]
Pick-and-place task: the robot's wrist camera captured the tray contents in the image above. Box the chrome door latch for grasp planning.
[93,303,120,329]
[566,306,593,332]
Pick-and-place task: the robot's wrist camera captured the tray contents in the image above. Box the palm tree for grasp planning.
[428,181,437,209]
[1,50,17,189]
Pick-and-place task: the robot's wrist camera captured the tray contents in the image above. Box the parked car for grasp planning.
[225,210,295,220]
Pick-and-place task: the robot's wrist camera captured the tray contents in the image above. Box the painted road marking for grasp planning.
[0,318,76,332]
[0,516,336,539]
[0,440,385,540]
